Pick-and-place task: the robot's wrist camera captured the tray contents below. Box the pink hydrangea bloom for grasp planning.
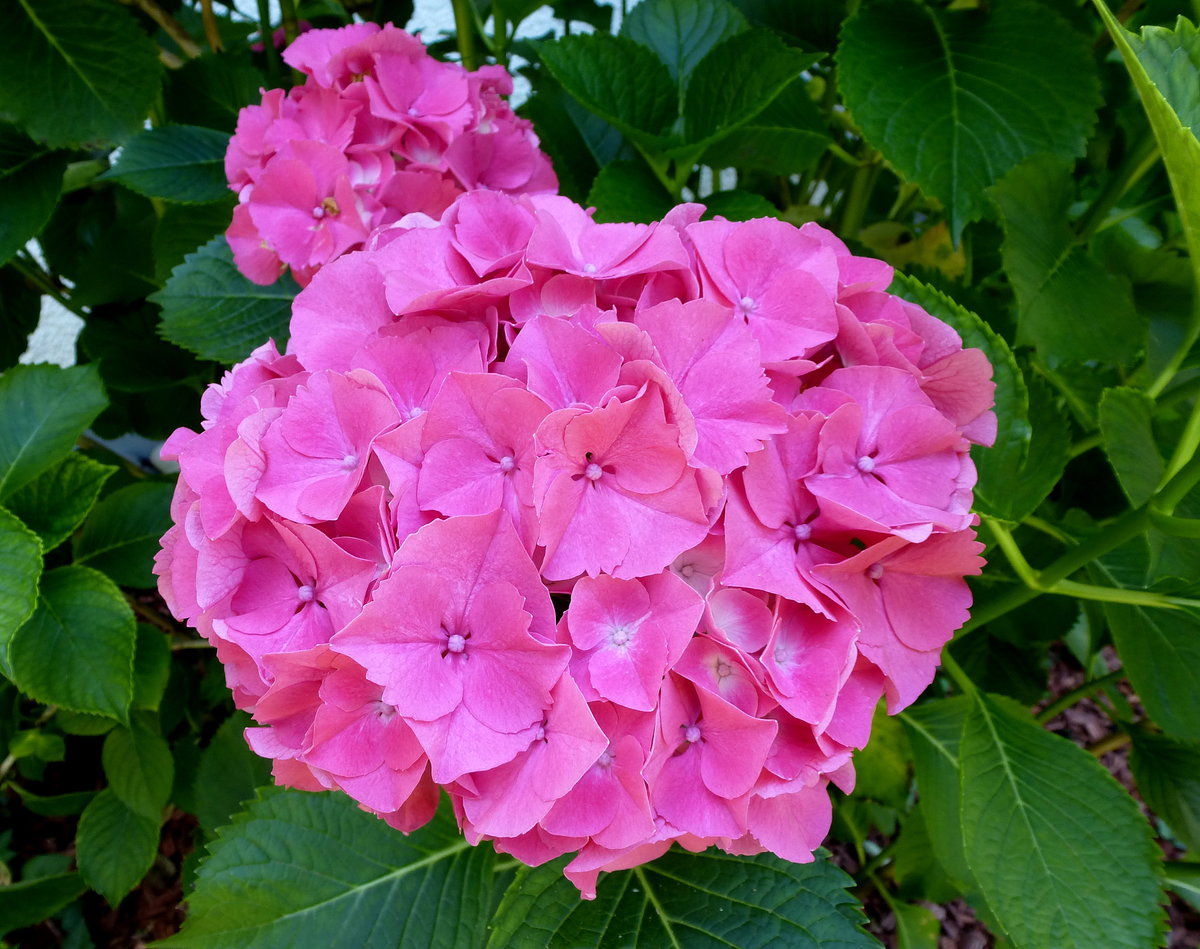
[158,180,994,898]
[225,23,556,286]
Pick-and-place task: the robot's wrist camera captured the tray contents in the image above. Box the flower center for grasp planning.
[683,724,702,744]
[296,584,315,602]
[498,454,515,472]
[341,453,359,471]
[446,633,466,654]
[793,523,812,541]
[679,562,696,578]
[583,262,597,274]
[867,563,885,581]
[596,749,614,768]
[856,455,877,474]
[584,462,603,481]
[321,196,340,216]
[609,625,631,647]
[715,660,733,679]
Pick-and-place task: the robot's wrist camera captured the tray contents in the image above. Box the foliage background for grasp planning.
[0,0,1199,946]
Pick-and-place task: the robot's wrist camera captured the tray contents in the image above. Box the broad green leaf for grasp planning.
[486,849,873,949]
[194,712,272,836]
[102,125,232,205]
[153,199,237,285]
[0,0,162,148]
[0,363,107,500]
[586,160,674,223]
[837,0,1099,241]
[851,705,910,807]
[888,273,1031,521]
[0,265,41,371]
[1166,861,1200,911]
[518,84,601,203]
[76,788,160,907]
[103,718,173,821]
[0,504,42,670]
[57,709,117,737]
[162,54,266,134]
[1098,593,1200,740]
[622,0,748,90]
[12,785,96,817]
[0,123,66,265]
[959,692,1165,949]
[133,624,171,712]
[682,29,819,150]
[991,156,1142,367]
[1099,387,1164,507]
[730,0,845,52]
[899,697,975,892]
[538,34,676,149]
[8,728,64,762]
[889,808,959,904]
[890,900,940,949]
[74,481,175,589]
[984,373,1070,524]
[702,189,779,221]
[1128,724,1200,850]
[162,789,495,948]
[1095,5,1200,302]
[3,452,115,551]
[7,565,136,723]
[152,236,299,364]
[81,306,208,394]
[701,77,829,175]
[0,872,87,936]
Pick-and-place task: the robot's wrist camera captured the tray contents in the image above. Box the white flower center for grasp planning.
[446,633,466,654]
[584,462,603,481]
[297,584,315,602]
[856,455,876,473]
[683,724,702,743]
[498,455,515,472]
[867,563,885,581]
[793,523,812,541]
[341,453,359,471]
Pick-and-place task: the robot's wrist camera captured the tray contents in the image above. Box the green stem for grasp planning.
[838,150,879,240]
[1074,134,1159,243]
[278,0,299,45]
[1087,731,1130,757]
[1160,392,1200,486]
[10,253,87,318]
[451,0,480,71]
[1048,578,1199,610]
[1022,515,1077,546]
[1156,449,1200,514]
[1035,668,1126,724]
[255,0,281,82]
[171,638,215,650]
[985,518,1041,589]
[939,649,977,696]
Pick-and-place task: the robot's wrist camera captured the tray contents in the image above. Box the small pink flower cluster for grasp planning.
[224,23,556,286]
[157,190,994,897]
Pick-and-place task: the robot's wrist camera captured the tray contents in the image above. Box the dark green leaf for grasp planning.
[7,565,136,723]
[103,125,232,205]
[153,198,238,286]
[1133,17,1200,137]
[69,187,159,306]
[959,692,1165,949]
[1099,387,1164,507]
[890,900,940,949]
[81,307,208,394]
[837,0,1099,240]
[73,481,175,588]
[0,0,162,148]
[0,123,66,265]
[683,29,818,149]
[76,788,160,907]
[487,849,873,949]
[1166,861,1200,912]
[0,265,41,371]
[1128,724,1200,850]
[103,718,173,821]
[133,624,171,712]
[0,872,86,936]
[0,363,107,500]
[194,712,272,836]
[11,785,96,817]
[0,504,42,671]
[702,189,779,221]
[152,236,299,364]
[851,706,910,807]
[985,373,1069,524]
[57,709,117,737]
[586,160,674,223]
[518,84,599,202]
[538,34,677,148]
[730,0,844,52]
[8,728,64,762]
[163,789,495,948]
[889,808,959,904]
[991,155,1142,367]
[701,77,828,175]
[622,0,748,87]
[3,452,115,551]
[163,54,266,134]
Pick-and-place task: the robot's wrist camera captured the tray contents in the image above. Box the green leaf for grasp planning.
[133,624,171,712]
[1099,387,1164,507]
[837,0,1099,241]
[1095,6,1200,303]
[3,452,115,551]
[702,189,779,221]
[538,34,677,149]
[622,0,748,88]
[682,29,818,149]
[194,712,272,837]
[0,872,87,936]
[153,199,238,286]
[0,504,42,671]
[152,236,299,364]
[0,0,162,148]
[163,789,495,948]
[959,692,1165,949]
[701,77,829,175]
[76,788,160,907]
[991,155,1142,367]
[899,696,975,893]
[1099,595,1200,741]
[74,481,175,589]
[890,900,941,949]
[1165,861,1200,911]
[0,363,107,500]
[1128,724,1200,850]
[102,125,232,205]
[7,565,136,723]
[988,373,1070,524]
[103,718,173,821]
[889,808,959,904]
[0,265,42,371]
[12,785,96,817]
[0,123,66,266]
[586,160,674,223]
[8,728,64,762]
[488,849,871,949]
[851,705,910,807]
[162,54,266,134]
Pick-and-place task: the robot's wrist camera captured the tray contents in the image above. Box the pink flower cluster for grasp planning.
[225,23,556,286]
[157,190,994,897]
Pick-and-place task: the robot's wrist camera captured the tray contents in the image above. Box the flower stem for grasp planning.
[1035,668,1126,724]
[452,0,480,71]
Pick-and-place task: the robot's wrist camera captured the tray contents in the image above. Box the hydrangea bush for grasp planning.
[0,0,1197,946]
[157,183,994,892]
